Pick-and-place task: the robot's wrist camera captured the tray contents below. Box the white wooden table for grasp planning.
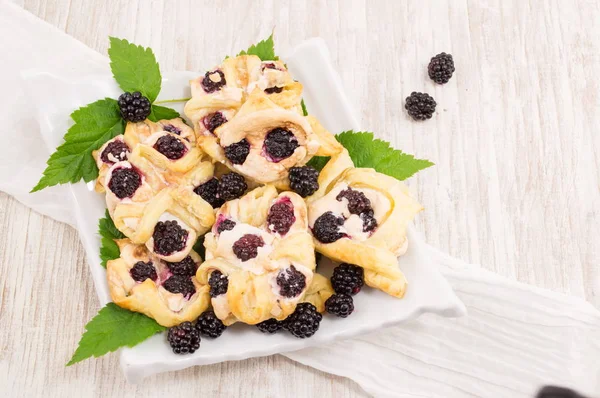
[2,1,599,396]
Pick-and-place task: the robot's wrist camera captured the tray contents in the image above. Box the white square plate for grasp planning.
[25,38,466,383]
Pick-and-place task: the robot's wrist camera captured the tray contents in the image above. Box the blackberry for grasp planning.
[208,270,228,297]
[264,86,283,94]
[224,139,250,164]
[100,140,129,164]
[167,322,200,354]
[201,69,227,93]
[288,166,319,197]
[216,219,236,234]
[536,386,582,398]
[194,178,224,208]
[153,135,187,160]
[217,173,247,202]
[166,256,197,277]
[108,167,141,199]
[336,188,372,215]
[162,124,181,135]
[283,303,322,338]
[163,275,196,297]
[361,212,378,232]
[130,261,157,282]
[312,211,345,244]
[276,265,307,298]
[325,294,354,318]
[152,221,188,256]
[267,200,296,235]
[203,112,227,133]
[118,91,151,122]
[263,128,299,161]
[428,52,455,85]
[405,92,436,121]
[196,310,226,338]
[256,318,284,334]
[331,263,364,296]
[232,234,264,262]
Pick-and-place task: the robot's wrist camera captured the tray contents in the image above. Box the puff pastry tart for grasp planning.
[307,150,423,298]
[107,238,210,327]
[184,56,340,186]
[93,118,218,262]
[196,185,316,325]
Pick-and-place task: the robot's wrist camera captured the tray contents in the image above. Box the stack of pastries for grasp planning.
[95,54,422,352]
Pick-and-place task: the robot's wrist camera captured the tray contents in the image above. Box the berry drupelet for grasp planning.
[325,294,354,318]
[283,303,322,338]
[288,166,319,198]
[217,173,247,202]
[118,91,151,122]
[256,318,285,334]
[405,92,436,121]
[331,263,364,296]
[167,321,201,354]
[196,310,226,338]
[428,52,455,84]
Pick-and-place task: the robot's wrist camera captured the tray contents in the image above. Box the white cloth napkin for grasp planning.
[1,3,598,397]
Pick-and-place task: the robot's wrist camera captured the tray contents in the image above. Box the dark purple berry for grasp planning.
[256,318,284,334]
[118,91,151,122]
[312,211,345,244]
[208,270,228,297]
[152,220,188,256]
[130,261,157,282]
[203,112,227,133]
[361,211,378,232]
[232,234,264,262]
[276,265,307,298]
[224,139,250,164]
[100,140,129,164]
[405,92,436,121]
[267,199,296,235]
[331,263,364,295]
[262,63,278,70]
[108,167,141,199]
[428,52,455,85]
[325,294,354,318]
[264,86,283,94]
[288,166,319,197]
[201,70,226,93]
[166,256,197,277]
[283,303,322,338]
[196,310,226,338]
[167,321,200,354]
[163,275,196,297]
[217,173,247,202]
[163,124,182,135]
[216,219,236,234]
[336,188,372,215]
[153,135,187,160]
[263,128,299,161]
[194,178,224,208]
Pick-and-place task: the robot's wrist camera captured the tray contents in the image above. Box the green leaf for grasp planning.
[307,156,329,171]
[32,98,125,192]
[148,104,180,122]
[301,99,308,116]
[193,235,205,259]
[108,37,162,102]
[237,33,278,61]
[336,131,434,180]
[67,303,166,366]
[99,210,125,268]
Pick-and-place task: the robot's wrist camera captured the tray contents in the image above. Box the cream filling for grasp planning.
[212,294,230,320]
[159,288,187,312]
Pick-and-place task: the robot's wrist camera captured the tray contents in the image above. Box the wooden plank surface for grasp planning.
[1,0,599,396]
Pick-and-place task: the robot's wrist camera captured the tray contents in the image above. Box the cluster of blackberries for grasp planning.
[167,310,227,354]
[405,52,455,121]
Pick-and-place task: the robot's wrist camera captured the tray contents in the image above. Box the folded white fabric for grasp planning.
[0,2,598,397]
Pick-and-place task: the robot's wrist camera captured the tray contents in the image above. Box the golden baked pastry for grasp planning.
[107,239,210,327]
[301,273,334,313]
[93,118,217,262]
[184,55,340,186]
[307,150,423,298]
[196,185,316,325]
